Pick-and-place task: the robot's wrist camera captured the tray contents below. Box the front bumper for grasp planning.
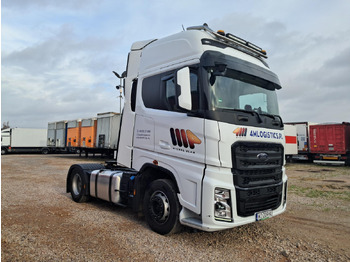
[180,165,287,232]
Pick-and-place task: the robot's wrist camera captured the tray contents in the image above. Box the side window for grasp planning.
[163,75,176,111]
[131,79,137,112]
[190,71,199,110]
[142,68,199,112]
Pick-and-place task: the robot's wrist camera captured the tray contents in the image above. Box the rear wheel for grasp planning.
[143,179,182,235]
[41,148,49,154]
[69,168,90,203]
[346,154,350,167]
[1,148,7,155]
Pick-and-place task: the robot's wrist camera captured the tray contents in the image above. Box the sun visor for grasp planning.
[200,51,282,90]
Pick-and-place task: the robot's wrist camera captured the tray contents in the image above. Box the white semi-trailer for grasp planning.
[284,124,297,162]
[285,122,317,162]
[1,128,48,154]
[67,24,288,234]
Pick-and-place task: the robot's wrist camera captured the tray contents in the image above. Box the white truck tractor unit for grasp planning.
[67,24,287,235]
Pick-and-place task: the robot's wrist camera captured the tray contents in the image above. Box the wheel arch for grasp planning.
[139,163,179,192]
[66,163,105,194]
[132,163,180,213]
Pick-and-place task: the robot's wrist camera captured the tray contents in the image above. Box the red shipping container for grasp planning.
[310,122,350,155]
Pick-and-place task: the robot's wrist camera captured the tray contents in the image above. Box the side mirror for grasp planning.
[176,67,192,111]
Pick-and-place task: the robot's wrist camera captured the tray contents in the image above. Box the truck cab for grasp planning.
[67,24,287,234]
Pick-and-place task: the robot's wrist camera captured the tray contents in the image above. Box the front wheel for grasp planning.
[69,168,90,203]
[143,179,182,235]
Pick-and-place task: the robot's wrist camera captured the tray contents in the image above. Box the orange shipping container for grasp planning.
[81,118,97,148]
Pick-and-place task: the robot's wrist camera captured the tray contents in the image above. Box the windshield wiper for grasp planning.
[260,113,284,127]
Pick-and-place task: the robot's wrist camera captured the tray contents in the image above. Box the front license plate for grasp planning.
[255,210,273,221]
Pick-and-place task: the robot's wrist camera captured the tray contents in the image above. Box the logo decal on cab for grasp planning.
[233,127,247,137]
[170,128,201,149]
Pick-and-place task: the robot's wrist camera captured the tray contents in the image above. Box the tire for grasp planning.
[143,179,182,235]
[69,168,91,203]
[346,154,350,167]
[1,148,7,155]
[41,148,49,155]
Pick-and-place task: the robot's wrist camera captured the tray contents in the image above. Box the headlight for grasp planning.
[214,188,232,222]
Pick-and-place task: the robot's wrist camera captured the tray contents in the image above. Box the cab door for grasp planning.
[154,69,205,164]
[134,67,205,214]
[154,68,205,214]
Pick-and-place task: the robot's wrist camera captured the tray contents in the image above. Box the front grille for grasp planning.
[232,142,284,217]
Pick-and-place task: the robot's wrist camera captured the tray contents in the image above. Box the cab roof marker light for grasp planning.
[217,30,225,36]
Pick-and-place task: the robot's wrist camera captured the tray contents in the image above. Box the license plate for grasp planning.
[255,210,273,221]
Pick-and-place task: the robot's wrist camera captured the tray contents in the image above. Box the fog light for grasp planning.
[214,188,232,222]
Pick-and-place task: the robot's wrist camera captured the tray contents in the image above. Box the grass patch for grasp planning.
[289,185,350,201]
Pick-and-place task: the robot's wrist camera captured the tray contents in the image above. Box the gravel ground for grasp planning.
[1,154,350,261]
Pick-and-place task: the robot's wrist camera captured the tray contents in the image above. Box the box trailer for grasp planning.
[67,119,81,149]
[47,115,120,156]
[55,121,67,148]
[96,112,120,150]
[285,122,317,161]
[76,113,120,157]
[47,122,56,147]
[310,122,350,165]
[1,128,48,154]
[47,121,68,153]
[284,124,297,161]
[80,118,97,148]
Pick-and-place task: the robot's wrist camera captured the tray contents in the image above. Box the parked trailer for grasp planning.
[79,112,121,157]
[47,114,121,156]
[78,117,101,156]
[96,112,120,150]
[285,122,317,162]
[284,124,297,162]
[47,122,56,147]
[66,119,81,151]
[67,24,287,235]
[55,121,67,148]
[310,122,350,166]
[80,118,97,148]
[1,128,48,154]
[47,121,68,153]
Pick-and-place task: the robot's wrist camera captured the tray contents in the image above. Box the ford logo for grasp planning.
[257,152,269,161]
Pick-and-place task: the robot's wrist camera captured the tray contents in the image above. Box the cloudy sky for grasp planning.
[2,0,350,128]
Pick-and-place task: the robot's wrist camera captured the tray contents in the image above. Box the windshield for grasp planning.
[207,68,280,116]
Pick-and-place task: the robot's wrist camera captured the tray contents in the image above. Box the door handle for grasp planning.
[159,140,171,150]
